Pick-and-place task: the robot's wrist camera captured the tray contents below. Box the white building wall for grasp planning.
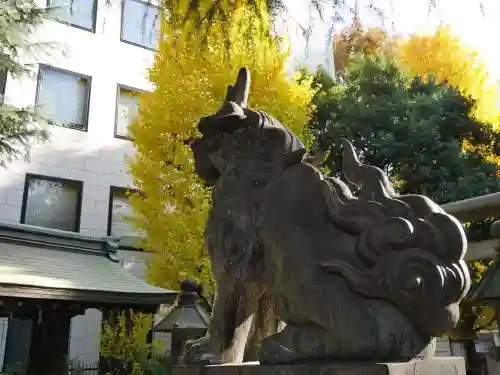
[0,0,159,367]
[67,250,153,366]
[1,0,155,234]
[69,309,103,366]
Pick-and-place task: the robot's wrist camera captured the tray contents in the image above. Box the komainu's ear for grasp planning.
[223,67,250,108]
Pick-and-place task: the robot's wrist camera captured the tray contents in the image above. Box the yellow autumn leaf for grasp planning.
[399,25,500,130]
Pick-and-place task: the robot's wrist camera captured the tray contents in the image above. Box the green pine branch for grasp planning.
[0,104,49,168]
[0,0,57,167]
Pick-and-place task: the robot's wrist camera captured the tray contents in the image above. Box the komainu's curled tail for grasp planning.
[321,140,471,337]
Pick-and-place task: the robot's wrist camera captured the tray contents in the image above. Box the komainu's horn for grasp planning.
[223,67,250,108]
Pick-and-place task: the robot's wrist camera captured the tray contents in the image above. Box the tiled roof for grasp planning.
[0,222,177,305]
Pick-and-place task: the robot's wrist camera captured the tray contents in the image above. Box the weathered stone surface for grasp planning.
[183,67,472,364]
[173,358,465,375]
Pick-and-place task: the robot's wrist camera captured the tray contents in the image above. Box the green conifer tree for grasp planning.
[0,0,52,167]
[308,53,500,375]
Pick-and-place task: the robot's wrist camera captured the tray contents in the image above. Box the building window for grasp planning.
[121,0,160,50]
[108,187,137,237]
[47,0,97,31]
[35,65,91,130]
[115,85,141,139]
[21,174,83,232]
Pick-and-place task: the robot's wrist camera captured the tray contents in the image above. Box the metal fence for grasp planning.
[68,364,100,375]
[0,363,99,375]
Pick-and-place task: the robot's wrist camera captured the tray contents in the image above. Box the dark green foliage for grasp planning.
[308,53,499,276]
[0,0,52,167]
[0,0,54,77]
[307,54,498,374]
[309,54,499,208]
[0,105,50,167]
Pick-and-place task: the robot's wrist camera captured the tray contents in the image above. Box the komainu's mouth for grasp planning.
[188,135,221,185]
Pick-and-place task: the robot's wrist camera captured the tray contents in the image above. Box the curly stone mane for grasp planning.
[321,139,471,337]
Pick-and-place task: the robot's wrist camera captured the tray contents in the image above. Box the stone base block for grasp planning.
[172,357,465,375]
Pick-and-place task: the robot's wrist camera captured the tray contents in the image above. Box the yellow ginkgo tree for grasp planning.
[126,0,315,291]
[399,25,500,129]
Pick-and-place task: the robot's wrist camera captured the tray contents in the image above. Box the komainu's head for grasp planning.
[188,68,306,185]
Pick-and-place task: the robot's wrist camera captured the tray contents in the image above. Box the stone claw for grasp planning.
[182,335,222,365]
[258,338,295,365]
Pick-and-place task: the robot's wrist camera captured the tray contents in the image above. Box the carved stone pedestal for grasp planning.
[172,358,465,375]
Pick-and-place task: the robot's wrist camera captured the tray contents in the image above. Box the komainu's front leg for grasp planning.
[243,293,284,362]
[183,280,256,364]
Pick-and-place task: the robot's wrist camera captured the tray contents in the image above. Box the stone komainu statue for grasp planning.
[184,68,471,365]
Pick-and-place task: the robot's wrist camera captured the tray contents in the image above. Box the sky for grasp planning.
[278,0,500,79]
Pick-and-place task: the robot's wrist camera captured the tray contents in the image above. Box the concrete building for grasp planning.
[0,0,161,367]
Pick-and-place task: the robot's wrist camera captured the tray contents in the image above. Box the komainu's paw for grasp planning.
[258,337,295,365]
[182,335,222,365]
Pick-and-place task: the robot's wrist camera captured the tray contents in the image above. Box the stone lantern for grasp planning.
[153,280,210,363]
